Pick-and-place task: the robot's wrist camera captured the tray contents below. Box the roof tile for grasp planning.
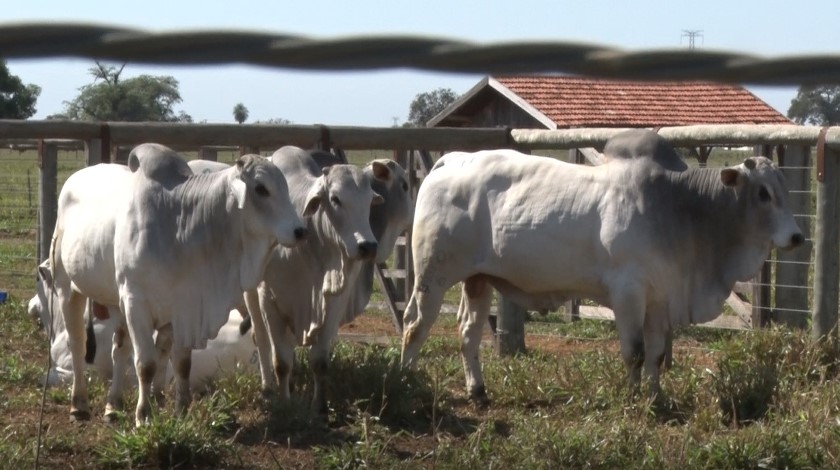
[494,76,791,127]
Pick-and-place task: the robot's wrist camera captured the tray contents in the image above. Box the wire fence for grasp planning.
[3,22,840,85]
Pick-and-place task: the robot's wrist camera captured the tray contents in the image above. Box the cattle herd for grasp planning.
[28,129,803,427]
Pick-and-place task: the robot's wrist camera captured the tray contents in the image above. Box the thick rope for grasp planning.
[2,22,840,85]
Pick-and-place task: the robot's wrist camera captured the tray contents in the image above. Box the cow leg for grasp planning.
[271,326,296,402]
[246,288,278,394]
[171,345,192,416]
[610,285,646,395]
[122,296,157,427]
[459,277,493,406]
[643,309,670,398]
[400,285,447,368]
[152,324,174,404]
[104,325,131,421]
[308,312,342,416]
[61,290,91,420]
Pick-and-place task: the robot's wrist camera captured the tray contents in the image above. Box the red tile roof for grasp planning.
[494,76,791,128]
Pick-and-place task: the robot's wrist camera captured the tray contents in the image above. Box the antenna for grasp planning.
[681,30,704,50]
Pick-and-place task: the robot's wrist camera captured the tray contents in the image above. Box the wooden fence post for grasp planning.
[84,138,108,166]
[37,141,58,263]
[198,147,218,161]
[774,145,812,328]
[239,145,259,156]
[813,140,840,339]
[495,292,527,356]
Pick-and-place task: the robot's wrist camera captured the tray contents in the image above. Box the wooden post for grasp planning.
[38,141,58,263]
[495,292,527,356]
[198,147,218,161]
[112,145,131,165]
[84,138,108,166]
[750,144,773,328]
[564,148,583,322]
[813,144,840,339]
[774,145,812,328]
[239,145,259,156]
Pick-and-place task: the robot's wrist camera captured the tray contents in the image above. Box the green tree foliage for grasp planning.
[62,62,190,122]
[407,87,458,127]
[787,84,840,125]
[0,60,41,119]
[232,102,249,124]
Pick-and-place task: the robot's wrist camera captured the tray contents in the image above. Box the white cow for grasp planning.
[308,150,415,324]
[400,130,804,402]
[28,268,259,391]
[245,146,393,413]
[47,143,306,426]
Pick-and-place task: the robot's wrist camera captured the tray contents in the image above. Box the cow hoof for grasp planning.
[103,410,123,424]
[70,409,91,422]
[469,386,491,409]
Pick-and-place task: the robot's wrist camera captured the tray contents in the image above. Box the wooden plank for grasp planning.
[512,125,840,150]
[577,305,749,330]
[774,145,811,328]
[813,146,840,339]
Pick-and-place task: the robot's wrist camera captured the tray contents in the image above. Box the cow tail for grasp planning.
[84,303,96,364]
[45,229,60,344]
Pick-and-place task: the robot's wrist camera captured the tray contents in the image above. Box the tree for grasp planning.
[62,62,188,121]
[787,85,840,126]
[0,60,41,119]
[255,117,292,125]
[233,102,249,124]
[406,87,458,127]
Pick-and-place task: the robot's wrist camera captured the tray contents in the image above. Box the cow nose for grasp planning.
[357,241,378,260]
[294,227,308,241]
[790,232,804,247]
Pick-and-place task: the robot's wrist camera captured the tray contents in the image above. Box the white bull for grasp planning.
[245,146,391,413]
[47,143,305,426]
[400,130,804,402]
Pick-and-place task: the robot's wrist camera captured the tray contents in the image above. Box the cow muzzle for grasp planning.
[357,241,378,260]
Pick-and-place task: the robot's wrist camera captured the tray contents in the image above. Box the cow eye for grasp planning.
[758,186,771,202]
[401,180,408,192]
[255,184,270,197]
[330,195,341,207]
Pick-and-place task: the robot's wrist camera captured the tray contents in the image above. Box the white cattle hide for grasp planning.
[400,129,804,402]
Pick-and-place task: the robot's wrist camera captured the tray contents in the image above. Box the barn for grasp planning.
[426,75,805,353]
[429,75,791,165]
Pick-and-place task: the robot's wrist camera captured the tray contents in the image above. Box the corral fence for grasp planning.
[3,22,840,351]
[1,121,837,353]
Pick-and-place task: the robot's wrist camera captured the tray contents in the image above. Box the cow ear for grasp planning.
[37,260,52,287]
[372,191,385,206]
[371,161,391,181]
[303,179,325,217]
[720,168,741,187]
[231,178,247,209]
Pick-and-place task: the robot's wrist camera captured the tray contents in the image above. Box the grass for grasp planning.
[3,291,840,468]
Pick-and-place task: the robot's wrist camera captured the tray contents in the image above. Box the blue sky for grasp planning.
[5,0,839,126]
